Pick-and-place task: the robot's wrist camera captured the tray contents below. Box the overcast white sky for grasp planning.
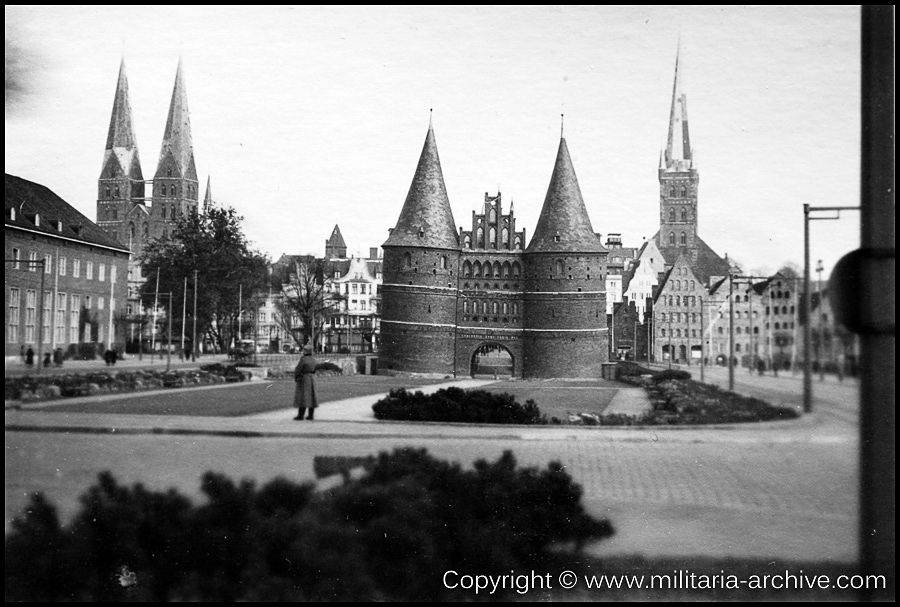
[6,5,862,276]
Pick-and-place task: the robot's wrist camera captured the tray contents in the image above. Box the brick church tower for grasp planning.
[96,59,145,255]
[522,131,608,377]
[380,120,460,374]
[151,58,199,241]
[657,46,699,252]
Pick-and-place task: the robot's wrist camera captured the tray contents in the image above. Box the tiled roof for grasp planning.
[384,125,459,249]
[6,174,129,251]
[527,137,605,254]
[653,232,731,285]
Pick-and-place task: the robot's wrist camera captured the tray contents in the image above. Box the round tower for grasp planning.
[523,134,608,377]
[380,122,460,375]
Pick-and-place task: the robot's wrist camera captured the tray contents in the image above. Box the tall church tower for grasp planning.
[151,59,199,240]
[523,129,608,377]
[657,46,699,251]
[96,59,145,247]
[380,119,460,374]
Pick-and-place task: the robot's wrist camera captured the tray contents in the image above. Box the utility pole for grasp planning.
[192,270,198,360]
[728,273,735,391]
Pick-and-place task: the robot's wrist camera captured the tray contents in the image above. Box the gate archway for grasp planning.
[470,343,514,377]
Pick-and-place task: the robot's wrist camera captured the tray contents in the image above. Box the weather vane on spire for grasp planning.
[561,113,564,138]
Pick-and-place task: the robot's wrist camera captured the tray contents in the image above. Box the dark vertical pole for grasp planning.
[803,204,812,412]
[728,273,735,391]
[37,259,46,375]
[166,293,172,373]
[699,296,705,382]
[192,270,198,360]
[859,6,895,599]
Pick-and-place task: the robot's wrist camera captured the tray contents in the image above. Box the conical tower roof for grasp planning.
[526,137,604,253]
[101,58,142,179]
[384,123,458,249]
[328,224,347,249]
[663,44,693,172]
[156,58,197,180]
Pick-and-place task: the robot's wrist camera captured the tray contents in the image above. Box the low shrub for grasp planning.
[314,361,343,374]
[372,387,547,424]
[4,448,613,601]
[650,369,692,383]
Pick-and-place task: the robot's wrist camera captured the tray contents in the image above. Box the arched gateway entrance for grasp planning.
[470,343,514,377]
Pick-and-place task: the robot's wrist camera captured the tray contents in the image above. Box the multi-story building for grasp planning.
[6,174,130,360]
[603,233,639,314]
[379,119,609,378]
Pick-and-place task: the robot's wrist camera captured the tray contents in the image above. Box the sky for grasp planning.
[6,6,863,278]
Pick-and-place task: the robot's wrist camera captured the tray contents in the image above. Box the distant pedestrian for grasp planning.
[293,345,319,421]
[756,358,765,376]
[110,349,118,366]
[20,345,26,364]
[25,346,35,367]
[43,352,52,368]
[53,348,64,367]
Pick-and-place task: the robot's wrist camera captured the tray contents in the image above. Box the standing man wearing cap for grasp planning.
[293,345,319,420]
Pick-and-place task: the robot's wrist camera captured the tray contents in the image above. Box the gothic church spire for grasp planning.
[664,43,693,171]
[101,58,142,180]
[156,58,197,181]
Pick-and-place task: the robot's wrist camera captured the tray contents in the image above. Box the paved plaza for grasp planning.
[6,359,862,573]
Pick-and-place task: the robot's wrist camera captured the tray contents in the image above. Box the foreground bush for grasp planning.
[5,448,612,601]
[372,387,547,424]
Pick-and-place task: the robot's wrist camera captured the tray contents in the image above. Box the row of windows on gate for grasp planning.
[462,229,523,250]
[102,184,195,199]
[667,206,690,222]
[7,287,107,344]
[9,249,106,281]
[463,260,521,279]
[463,300,519,316]
[668,186,689,198]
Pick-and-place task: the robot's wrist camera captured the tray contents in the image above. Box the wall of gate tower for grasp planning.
[379,245,460,375]
[522,252,608,377]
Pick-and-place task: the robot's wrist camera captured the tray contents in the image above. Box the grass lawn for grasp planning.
[46,376,446,417]
[478,380,619,422]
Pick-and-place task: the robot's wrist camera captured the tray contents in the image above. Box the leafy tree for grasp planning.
[139,206,269,353]
[272,256,344,351]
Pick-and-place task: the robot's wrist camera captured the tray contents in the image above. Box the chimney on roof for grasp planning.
[369,247,379,259]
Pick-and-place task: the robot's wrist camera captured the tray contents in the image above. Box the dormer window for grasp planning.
[417,228,424,238]
[34,213,40,227]
[9,207,15,221]
[167,168,173,178]
[554,234,561,243]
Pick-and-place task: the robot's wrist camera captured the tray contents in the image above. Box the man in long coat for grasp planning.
[294,345,319,420]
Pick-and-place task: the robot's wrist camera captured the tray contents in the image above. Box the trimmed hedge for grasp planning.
[372,387,548,424]
[5,448,613,601]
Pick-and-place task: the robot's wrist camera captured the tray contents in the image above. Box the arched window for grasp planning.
[161,204,167,218]
[501,228,509,248]
[463,260,472,278]
[170,206,176,220]
[668,208,676,222]
[681,186,687,197]
[493,261,501,278]
[669,187,676,197]
[403,252,412,268]
[680,232,687,245]
[473,261,482,277]
[676,296,680,306]
[129,222,135,240]
[492,301,498,314]
[785,291,791,299]
[502,302,508,314]
[775,322,781,330]
[489,209,496,222]
[661,313,667,322]
[167,168,173,178]
[476,227,483,245]
[514,236,521,250]
[676,329,681,337]
[502,262,511,278]
[681,207,687,221]
[690,280,695,290]
[105,186,111,198]
[782,306,788,315]
[463,300,469,313]
[512,262,521,279]
[669,232,676,245]
[484,261,493,278]
[675,280,681,290]
[661,329,667,337]
[513,303,519,315]
[464,235,471,249]
[170,185,176,197]
[489,227,496,247]
[556,259,563,276]
[440,255,447,270]
[115,185,120,197]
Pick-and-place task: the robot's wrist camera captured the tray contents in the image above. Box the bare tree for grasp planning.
[273,256,344,352]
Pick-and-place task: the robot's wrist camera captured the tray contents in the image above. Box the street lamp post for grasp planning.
[803,204,859,413]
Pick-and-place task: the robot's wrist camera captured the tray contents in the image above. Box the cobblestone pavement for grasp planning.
[5,373,860,566]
